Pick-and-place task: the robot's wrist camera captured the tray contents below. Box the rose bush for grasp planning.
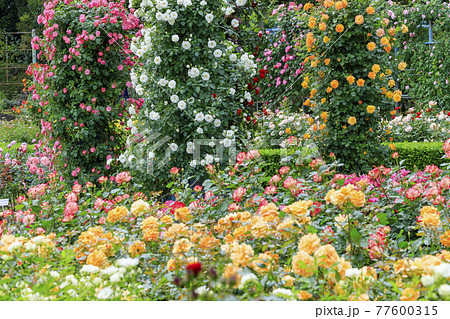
[25,0,140,183]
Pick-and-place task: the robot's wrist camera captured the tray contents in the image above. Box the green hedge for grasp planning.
[388,142,450,171]
[258,148,314,176]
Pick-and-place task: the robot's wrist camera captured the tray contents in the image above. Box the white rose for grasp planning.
[182,41,191,50]
[438,284,450,296]
[345,268,361,278]
[201,72,210,81]
[231,19,239,28]
[178,101,186,110]
[205,114,213,122]
[433,263,450,278]
[205,13,214,23]
[229,54,237,62]
[170,94,179,103]
[214,119,221,127]
[197,127,204,134]
[208,40,216,48]
[213,49,222,58]
[421,275,434,287]
[169,143,178,152]
[168,80,176,88]
[154,56,162,64]
[172,35,179,42]
[97,287,114,300]
[116,258,139,268]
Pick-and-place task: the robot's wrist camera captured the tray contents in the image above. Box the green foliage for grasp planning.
[388,142,450,171]
[0,117,39,144]
[27,1,139,182]
[299,0,399,173]
[394,0,450,110]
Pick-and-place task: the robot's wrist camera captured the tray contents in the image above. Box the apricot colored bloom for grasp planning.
[419,206,440,228]
[335,1,344,10]
[326,87,332,93]
[260,203,279,222]
[128,240,146,257]
[398,62,407,71]
[323,36,330,43]
[376,28,385,37]
[366,6,375,14]
[356,79,365,87]
[368,72,376,80]
[400,288,420,301]
[292,251,315,277]
[440,231,450,247]
[297,290,313,300]
[367,42,376,51]
[393,93,401,103]
[283,200,313,222]
[367,105,375,113]
[324,58,330,65]
[348,116,357,126]
[336,24,344,33]
[330,80,339,89]
[230,243,254,267]
[223,263,241,284]
[86,249,108,268]
[172,238,192,254]
[314,245,339,269]
[380,37,389,47]
[350,191,365,207]
[198,235,220,251]
[251,217,271,239]
[298,233,321,255]
[371,64,380,73]
[160,215,173,224]
[130,199,150,217]
[252,253,276,274]
[308,17,316,29]
[319,22,326,31]
[174,207,192,222]
[306,32,315,48]
[164,223,189,240]
[107,206,129,223]
[355,15,364,25]
[345,75,355,85]
[140,216,159,232]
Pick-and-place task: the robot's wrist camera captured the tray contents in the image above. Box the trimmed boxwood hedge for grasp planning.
[260,141,450,174]
[388,142,450,171]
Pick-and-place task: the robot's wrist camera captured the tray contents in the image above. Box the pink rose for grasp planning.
[40,156,50,166]
[22,214,35,225]
[115,171,132,184]
[232,187,247,202]
[29,164,38,174]
[236,152,247,163]
[405,187,421,201]
[279,166,290,175]
[269,175,281,186]
[66,192,78,202]
[72,183,82,193]
[79,14,86,23]
[99,216,106,224]
[228,203,241,212]
[246,150,260,160]
[64,201,79,215]
[264,186,277,195]
[193,185,203,192]
[35,227,45,235]
[443,138,450,153]
[98,176,108,183]
[439,176,450,190]
[313,174,322,183]
[170,167,180,175]
[283,176,297,189]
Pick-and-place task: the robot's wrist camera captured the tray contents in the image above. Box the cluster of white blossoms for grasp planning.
[124,0,258,172]
[237,53,257,76]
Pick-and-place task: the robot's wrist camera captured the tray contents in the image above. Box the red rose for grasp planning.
[169,201,186,214]
[253,77,258,83]
[186,262,202,276]
[236,109,242,115]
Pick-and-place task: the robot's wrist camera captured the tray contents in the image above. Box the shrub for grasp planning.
[26,0,140,182]
[388,142,450,171]
[296,0,406,173]
[122,0,262,186]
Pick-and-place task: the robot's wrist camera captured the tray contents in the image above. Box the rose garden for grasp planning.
[0,0,450,301]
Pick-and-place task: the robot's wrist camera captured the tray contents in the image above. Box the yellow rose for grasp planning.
[292,251,316,277]
[348,116,357,126]
[330,80,339,89]
[86,249,108,268]
[400,288,420,301]
[367,42,376,51]
[336,24,344,33]
[355,15,364,25]
[107,206,130,223]
[366,6,375,15]
[130,199,150,217]
[128,240,146,257]
[367,105,375,113]
[398,62,407,71]
[314,245,339,268]
[298,233,321,255]
[356,79,365,87]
